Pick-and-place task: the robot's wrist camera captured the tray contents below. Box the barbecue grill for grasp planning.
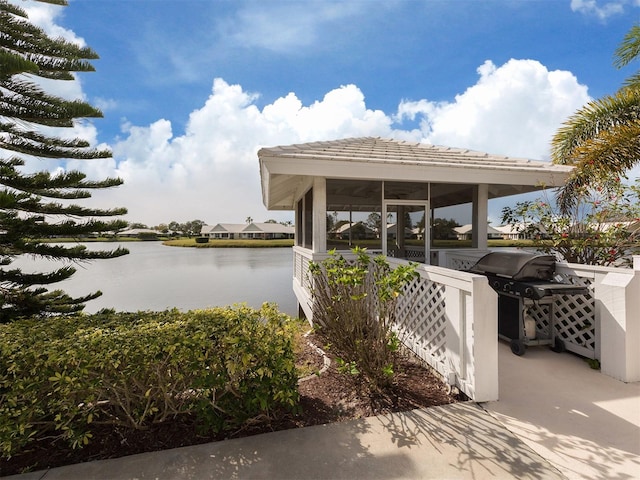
[469,251,589,355]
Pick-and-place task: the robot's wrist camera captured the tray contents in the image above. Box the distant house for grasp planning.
[201,224,245,239]
[384,223,420,240]
[118,228,163,238]
[591,220,640,235]
[241,222,295,239]
[493,223,530,240]
[201,223,294,240]
[454,224,503,241]
[331,221,376,240]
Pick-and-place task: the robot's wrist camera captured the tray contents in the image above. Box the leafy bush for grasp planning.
[309,248,418,391]
[502,180,640,266]
[0,304,299,457]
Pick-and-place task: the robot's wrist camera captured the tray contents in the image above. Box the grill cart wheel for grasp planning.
[551,337,566,353]
[510,339,526,356]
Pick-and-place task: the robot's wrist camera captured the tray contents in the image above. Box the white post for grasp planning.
[446,274,498,402]
[469,275,498,402]
[598,256,640,382]
[444,285,464,386]
[472,184,489,250]
[312,177,327,254]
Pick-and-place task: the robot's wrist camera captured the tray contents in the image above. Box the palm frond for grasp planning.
[556,122,640,212]
[614,24,640,69]
[551,88,640,164]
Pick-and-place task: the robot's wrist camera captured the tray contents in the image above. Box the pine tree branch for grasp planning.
[0,0,128,320]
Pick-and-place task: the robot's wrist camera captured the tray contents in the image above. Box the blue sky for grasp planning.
[14,0,640,225]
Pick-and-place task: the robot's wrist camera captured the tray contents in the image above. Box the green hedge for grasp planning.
[0,304,299,457]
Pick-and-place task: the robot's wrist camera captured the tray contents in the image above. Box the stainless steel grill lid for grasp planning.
[468,252,555,280]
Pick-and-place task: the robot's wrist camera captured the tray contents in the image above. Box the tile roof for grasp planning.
[259,137,575,210]
[260,137,572,173]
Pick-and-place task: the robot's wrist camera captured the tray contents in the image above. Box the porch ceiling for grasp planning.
[259,137,575,210]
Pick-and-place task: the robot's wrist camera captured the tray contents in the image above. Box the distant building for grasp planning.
[454,224,503,241]
[493,223,530,240]
[200,222,294,240]
[201,223,245,239]
[331,221,376,240]
[117,228,163,238]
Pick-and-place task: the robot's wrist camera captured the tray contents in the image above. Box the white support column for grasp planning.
[468,275,499,402]
[598,256,640,382]
[444,285,463,386]
[472,184,489,250]
[312,177,327,254]
[444,275,498,402]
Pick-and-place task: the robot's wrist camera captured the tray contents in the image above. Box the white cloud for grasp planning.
[6,3,593,226]
[94,97,119,113]
[72,59,590,226]
[570,0,628,20]
[217,2,368,53]
[91,79,397,225]
[3,1,630,228]
[397,59,590,160]
[17,0,87,47]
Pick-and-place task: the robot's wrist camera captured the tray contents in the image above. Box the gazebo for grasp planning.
[259,136,572,256]
[258,137,577,401]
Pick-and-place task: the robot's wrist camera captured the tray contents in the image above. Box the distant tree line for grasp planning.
[126,218,293,237]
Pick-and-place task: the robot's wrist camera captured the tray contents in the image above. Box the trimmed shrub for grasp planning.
[309,248,418,391]
[0,304,299,457]
[195,237,209,243]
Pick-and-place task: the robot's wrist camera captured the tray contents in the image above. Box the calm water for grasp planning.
[11,243,297,315]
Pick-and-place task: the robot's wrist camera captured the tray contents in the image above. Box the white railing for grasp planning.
[546,262,598,359]
[443,249,599,358]
[389,258,498,402]
[439,249,489,270]
[295,246,640,393]
[444,250,640,383]
[555,259,640,382]
[292,246,499,402]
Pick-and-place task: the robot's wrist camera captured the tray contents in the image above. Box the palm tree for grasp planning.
[552,24,640,212]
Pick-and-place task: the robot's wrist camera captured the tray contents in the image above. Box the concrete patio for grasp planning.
[486,342,640,480]
[4,342,639,479]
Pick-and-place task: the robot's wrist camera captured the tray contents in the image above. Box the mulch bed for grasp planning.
[1,332,461,476]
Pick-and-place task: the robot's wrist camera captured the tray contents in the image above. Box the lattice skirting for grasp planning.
[395,278,449,378]
[555,276,596,359]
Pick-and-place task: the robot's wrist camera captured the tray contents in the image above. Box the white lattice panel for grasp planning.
[395,277,448,371]
[301,257,311,290]
[301,251,495,401]
[450,258,477,271]
[553,275,596,358]
[525,301,552,338]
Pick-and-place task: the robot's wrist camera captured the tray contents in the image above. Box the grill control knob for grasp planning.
[524,287,533,297]
[493,281,500,289]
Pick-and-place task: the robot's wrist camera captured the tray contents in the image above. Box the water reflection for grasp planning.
[10,243,297,315]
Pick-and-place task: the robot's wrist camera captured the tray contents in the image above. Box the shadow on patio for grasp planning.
[485,342,640,480]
